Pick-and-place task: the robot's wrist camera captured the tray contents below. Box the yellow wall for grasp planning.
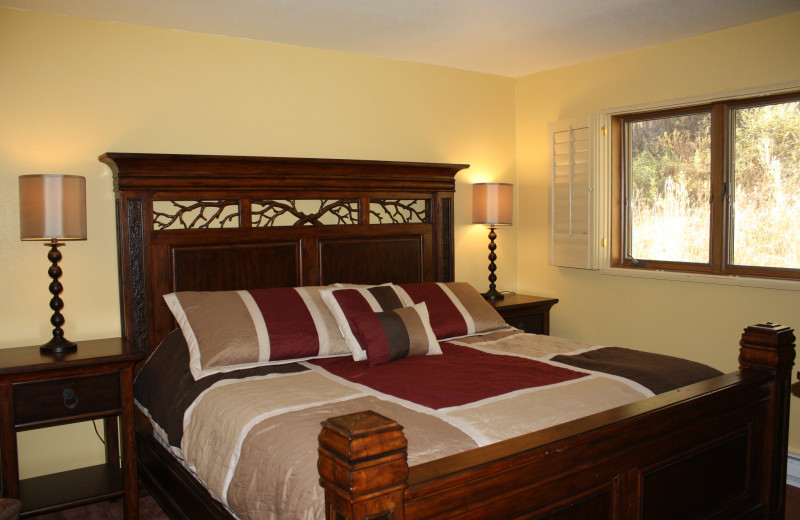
[516,12,800,447]
[0,8,516,477]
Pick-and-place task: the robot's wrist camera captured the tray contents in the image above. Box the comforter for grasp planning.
[134,328,721,520]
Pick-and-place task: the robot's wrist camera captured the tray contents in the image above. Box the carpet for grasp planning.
[33,496,169,520]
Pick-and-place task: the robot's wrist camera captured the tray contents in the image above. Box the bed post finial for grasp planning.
[739,322,795,372]
[319,411,408,520]
[739,322,795,520]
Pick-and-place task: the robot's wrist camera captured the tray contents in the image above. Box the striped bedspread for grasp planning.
[134,329,721,520]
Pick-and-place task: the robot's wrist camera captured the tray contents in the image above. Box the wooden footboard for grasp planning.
[318,323,795,520]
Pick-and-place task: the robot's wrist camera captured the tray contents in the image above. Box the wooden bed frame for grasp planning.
[102,152,796,520]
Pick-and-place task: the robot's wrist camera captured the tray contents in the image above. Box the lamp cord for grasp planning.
[92,419,106,445]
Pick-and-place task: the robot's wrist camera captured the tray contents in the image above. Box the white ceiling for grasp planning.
[3,0,800,77]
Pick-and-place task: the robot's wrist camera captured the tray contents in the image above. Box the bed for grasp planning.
[100,152,796,520]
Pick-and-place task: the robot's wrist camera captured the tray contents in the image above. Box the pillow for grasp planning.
[350,302,441,366]
[163,286,350,379]
[395,282,509,340]
[320,284,406,361]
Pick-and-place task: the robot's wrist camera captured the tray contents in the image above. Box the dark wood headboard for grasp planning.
[101,153,468,356]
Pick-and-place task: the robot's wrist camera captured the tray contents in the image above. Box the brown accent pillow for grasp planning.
[350,302,441,366]
[321,284,407,361]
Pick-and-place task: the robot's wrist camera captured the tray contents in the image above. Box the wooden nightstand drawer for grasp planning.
[13,372,120,427]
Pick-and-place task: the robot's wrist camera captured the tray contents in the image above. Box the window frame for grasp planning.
[611,91,800,281]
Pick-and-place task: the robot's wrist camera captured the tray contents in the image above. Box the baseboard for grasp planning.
[788,452,800,488]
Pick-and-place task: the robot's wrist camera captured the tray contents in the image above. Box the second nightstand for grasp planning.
[489,294,559,335]
[0,338,143,519]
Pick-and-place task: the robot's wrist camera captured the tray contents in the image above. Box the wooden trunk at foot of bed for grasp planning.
[319,323,795,520]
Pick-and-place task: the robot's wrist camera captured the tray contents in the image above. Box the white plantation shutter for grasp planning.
[550,116,600,269]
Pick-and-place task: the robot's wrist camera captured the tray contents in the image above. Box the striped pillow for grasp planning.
[163,286,350,380]
[351,302,441,366]
[395,282,509,340]
[320,285,406,361]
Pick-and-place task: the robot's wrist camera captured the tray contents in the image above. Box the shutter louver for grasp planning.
[550,116,598,269]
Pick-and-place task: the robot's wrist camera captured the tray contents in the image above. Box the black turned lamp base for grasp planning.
[40,239,78,355]
[481,225,505,301]
[482,289,505,301]
[40,336,77,354]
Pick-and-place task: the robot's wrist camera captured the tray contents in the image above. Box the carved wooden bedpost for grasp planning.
[738,323,796,520]
[319,411,408,520]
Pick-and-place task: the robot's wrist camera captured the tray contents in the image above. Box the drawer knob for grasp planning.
[62,388,78,409]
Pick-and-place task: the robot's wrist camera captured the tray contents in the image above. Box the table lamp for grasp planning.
[473,182,513,300]
[19,174,87,353]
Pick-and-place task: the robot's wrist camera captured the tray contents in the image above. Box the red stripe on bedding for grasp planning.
[248,288,320,359]
[399,283,467,338]
[333,289,375,314]
[311,344,587,409]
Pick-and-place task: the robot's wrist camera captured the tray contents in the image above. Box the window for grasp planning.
[611,92,800,280]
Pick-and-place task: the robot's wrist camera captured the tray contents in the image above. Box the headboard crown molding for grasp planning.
[100,153,467,193]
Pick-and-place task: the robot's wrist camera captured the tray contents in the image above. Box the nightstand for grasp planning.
[489,294,559,335]
[0,338,143,519]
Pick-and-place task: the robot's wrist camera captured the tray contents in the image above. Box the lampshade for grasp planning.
[472,183,513,226]
[19,174,87,241]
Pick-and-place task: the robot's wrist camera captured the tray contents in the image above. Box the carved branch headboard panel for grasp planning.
[101,153,468,356]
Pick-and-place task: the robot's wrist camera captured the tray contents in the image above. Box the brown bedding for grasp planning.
[134,328,721,519]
